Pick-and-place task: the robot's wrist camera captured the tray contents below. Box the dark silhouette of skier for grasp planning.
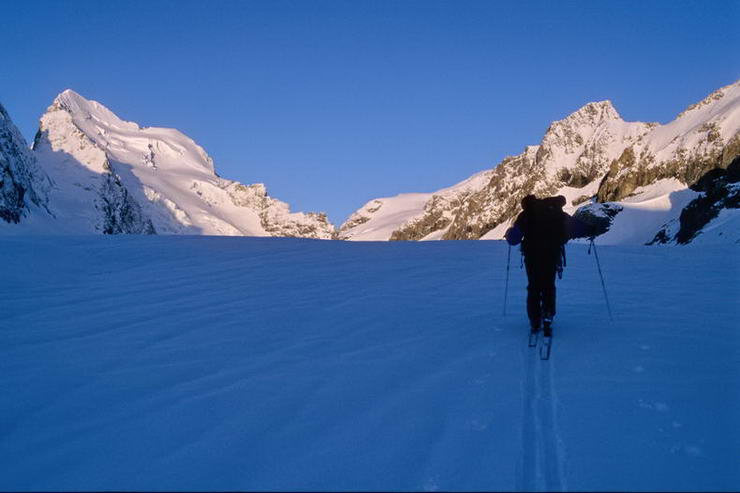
[505,195,591,337]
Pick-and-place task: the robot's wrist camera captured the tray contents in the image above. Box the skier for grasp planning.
[504,194,591,339]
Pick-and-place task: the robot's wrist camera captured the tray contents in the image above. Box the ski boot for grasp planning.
[528,321,540,347]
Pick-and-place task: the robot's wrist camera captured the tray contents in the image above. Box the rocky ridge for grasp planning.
[339,80,740,244]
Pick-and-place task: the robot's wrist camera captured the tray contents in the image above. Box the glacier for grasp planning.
[0,235,737,491]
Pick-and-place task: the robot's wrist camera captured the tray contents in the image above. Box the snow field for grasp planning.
[0,236,737,491]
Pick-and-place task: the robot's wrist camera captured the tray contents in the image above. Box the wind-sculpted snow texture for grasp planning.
[0,103,50,224]
[340,81,740,245]
[10,90,334,237]
[0,236,737,491]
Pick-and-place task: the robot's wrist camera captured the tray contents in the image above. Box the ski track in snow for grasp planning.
[519,340,566,492]
[517,342,537,491]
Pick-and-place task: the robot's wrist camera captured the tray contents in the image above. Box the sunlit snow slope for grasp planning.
[337,169,493,241]
[25,90,334,237]
[1,236,737,491]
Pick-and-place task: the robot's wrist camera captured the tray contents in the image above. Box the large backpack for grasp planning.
[520,195,568,266]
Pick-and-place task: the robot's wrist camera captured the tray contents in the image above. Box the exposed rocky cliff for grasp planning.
[650,157,740,244]
[0,103,50,224]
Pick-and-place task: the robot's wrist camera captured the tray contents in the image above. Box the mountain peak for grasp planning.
[48,89,133,130]
[567,99,622,124]
[541,100,624,148]
[56,88,82,100]
[536,99,626,164]
[51,89,87,112]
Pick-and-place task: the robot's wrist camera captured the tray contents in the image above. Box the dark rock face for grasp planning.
[596,147,638,203]
[98,165,156,235]
[649,157,740,244]
[673,158,739,244]
[573,202,624,237]
[0,103,48,223]
[0,168,26,223]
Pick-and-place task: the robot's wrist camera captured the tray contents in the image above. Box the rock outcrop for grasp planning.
[651,157,740,244]
[0,103,50,224]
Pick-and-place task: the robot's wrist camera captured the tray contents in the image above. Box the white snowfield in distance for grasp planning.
[7,89,334,238]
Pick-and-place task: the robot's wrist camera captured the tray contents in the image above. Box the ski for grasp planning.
[539,335,552,360]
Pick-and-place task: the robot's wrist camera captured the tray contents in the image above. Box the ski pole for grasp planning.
[589,238,613,320]
[502,244,511,316]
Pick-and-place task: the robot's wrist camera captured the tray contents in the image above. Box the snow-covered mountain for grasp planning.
[1,90,334,238]
[340,81,740,244]
[2,83,738,242]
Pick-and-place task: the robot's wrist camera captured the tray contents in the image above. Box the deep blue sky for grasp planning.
[2,0,738,224]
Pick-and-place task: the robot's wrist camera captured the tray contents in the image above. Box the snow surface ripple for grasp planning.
[0,237,737,491]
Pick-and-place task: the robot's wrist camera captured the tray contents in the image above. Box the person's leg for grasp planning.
[541,259,558,336]
[525,257,542,331]
[542,269,557,318]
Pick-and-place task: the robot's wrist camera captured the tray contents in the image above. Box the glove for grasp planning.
[505,226,523,246]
